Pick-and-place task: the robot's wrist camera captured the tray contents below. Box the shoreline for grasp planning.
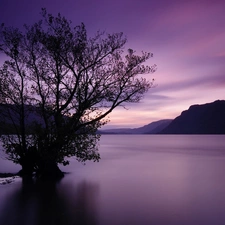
[0,173,19,178]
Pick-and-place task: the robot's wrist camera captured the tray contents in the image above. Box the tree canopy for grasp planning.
[0,9,156,178]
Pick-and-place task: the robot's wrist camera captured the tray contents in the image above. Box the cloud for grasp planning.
[1,0,225,129]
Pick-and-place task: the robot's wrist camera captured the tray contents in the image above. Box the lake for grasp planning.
[0,135,225,225]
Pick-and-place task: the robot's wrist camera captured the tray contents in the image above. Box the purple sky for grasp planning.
[1,0,225,128]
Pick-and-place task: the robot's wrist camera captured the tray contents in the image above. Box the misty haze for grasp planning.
[1,135,225,225]
[1,0,225,224]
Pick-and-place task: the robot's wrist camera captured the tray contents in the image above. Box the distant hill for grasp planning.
[100,119,172,134]
[0,104,172,135]
[160,100,225,134]
[0,104,44,134]
[1,100,224,135]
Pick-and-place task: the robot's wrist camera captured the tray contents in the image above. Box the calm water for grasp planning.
[0,135,225,225]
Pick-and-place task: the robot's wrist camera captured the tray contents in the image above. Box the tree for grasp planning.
[0,9,156,179]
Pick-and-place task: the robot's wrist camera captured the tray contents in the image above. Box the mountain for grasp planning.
[160,100,225,134]
[100,119,172,134]
[2,100,224,135]
[0,104,44,134]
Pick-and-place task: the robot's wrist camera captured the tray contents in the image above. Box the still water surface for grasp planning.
[0,135,225,225]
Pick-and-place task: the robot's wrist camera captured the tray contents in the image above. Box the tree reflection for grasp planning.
[0,178,99,225]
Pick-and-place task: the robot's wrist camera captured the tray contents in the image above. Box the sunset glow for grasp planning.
[1,0,225,128]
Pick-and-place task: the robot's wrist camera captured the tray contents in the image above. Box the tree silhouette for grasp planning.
[0,9,156,179]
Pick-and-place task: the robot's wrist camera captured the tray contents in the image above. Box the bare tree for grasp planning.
[0,9,156,179]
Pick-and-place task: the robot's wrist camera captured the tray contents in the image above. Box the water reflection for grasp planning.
[0,177,99,225]
[1,135,225,225]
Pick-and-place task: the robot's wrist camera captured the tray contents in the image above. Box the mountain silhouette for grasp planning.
[1,100,224,135]
[160,100,225,134]
[100,119,172,134]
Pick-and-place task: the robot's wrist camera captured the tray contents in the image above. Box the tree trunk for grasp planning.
[36,160,64,180]
[18,156,35,178]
